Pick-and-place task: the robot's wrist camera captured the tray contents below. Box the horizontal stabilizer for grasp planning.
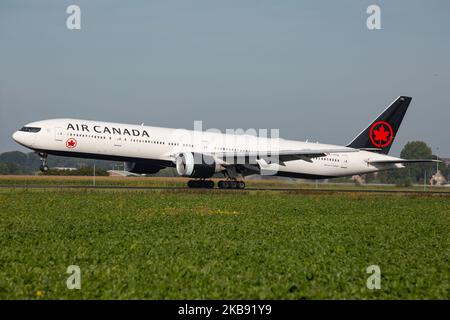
[367,159,442,165]
[357,148,383,152]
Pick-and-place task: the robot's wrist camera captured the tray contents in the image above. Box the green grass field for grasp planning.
[1,175,450,193]
[0,179,449,299]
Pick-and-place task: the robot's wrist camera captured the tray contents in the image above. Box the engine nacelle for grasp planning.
[175,152,221,178]
[125,161,162,174]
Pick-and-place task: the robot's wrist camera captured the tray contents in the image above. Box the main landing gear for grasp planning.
[186,179,246,189]
[218,180,245,189]
[187,180,215,189]
[38,153,49,172]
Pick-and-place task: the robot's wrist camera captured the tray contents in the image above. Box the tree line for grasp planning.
[0,151,118,175]
[365,141,448,186]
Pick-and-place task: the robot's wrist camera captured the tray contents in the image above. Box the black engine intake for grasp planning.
[175,152,221,178]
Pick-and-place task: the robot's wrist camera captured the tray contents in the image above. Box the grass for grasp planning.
[0,175,449,192]
[0,184,449,299]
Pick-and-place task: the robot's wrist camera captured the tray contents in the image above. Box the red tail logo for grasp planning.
[369,121,394,148]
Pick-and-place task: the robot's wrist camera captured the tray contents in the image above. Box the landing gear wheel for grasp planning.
[218,180,245,189]
[218,180,228,189]
[187,180,214,189]
[38,153,49,173]
[187,180,197,188]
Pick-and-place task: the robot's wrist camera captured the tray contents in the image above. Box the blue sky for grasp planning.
[1,0,449,155]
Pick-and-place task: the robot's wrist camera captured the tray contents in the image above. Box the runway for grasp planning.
[1,184,449,195]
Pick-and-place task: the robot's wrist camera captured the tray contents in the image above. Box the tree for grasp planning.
[0,151,28,166]
[0,162,20,174]
[400,141,435,183]
[365,141,442,185]
[0,151,123,174]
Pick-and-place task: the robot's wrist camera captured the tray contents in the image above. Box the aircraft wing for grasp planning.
[218,148,357,164]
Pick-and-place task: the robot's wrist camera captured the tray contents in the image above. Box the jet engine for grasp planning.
[175,152,222,178]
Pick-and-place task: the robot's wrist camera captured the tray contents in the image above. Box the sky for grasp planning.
[1,0,449,156]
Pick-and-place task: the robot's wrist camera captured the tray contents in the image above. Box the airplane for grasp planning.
[12,96,439,189]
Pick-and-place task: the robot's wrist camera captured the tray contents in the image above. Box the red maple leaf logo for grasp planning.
[373,125,390,142]
[369,121,394,148]
[66,138,77,148]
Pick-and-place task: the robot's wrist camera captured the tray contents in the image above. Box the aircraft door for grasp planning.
[54,127,63,141]
[340,154,348,169]
[114,135,122,147]
[202,139,210,152]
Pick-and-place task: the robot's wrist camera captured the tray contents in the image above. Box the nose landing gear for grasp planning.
[38,153,49,172]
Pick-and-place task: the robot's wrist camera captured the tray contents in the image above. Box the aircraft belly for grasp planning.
[278,160,348,178]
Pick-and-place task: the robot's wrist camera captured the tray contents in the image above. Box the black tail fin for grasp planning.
[347,96,412,154]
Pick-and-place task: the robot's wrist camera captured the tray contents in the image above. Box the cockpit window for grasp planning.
[20,127,41,133]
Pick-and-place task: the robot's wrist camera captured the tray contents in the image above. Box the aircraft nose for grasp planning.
[12,130,30,146]
[12,131,19,142]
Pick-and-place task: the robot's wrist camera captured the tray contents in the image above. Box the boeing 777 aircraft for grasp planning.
[12,96,438,189]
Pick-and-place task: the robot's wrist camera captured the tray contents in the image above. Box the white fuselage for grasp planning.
[12,118,403,179]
